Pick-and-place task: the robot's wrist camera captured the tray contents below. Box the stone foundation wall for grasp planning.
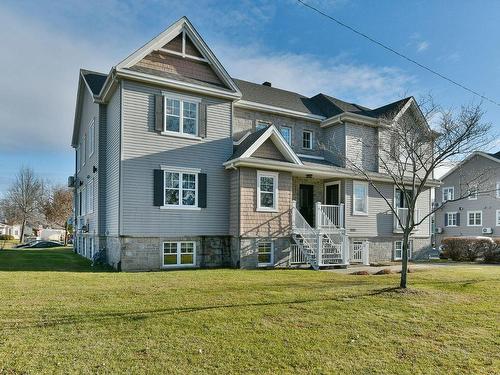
[349,236,432,262]
[239,237,291,269]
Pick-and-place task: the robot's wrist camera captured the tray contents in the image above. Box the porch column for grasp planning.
[339,203,345,229]
[291,200,296,231]
[315,201,322,230]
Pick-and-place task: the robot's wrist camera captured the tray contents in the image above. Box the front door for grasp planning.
[325,183,340,205]
[299,184,314,227]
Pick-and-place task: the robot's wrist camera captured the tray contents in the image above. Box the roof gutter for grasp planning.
[223,157,441,187]
[320,112,390,128]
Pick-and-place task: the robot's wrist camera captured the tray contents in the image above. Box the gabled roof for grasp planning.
[227,125,303,165]
[115,17,241,97]
[439,150,500,181]
[81,69,107,96]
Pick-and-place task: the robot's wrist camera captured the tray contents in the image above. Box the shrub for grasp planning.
[483,239,500,263]
[441,238,471,261]
[0,234,14,241]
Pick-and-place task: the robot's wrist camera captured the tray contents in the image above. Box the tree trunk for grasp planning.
[19,218,26,244]
[400,230,411,288]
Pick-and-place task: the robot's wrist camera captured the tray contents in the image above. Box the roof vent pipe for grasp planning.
[262,81,272,87]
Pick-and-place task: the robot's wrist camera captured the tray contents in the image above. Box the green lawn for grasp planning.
[0,248,498,374]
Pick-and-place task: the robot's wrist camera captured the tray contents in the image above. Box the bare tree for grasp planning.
[42,185,73,245]
[0,167,44,243]
[323,97,492,288]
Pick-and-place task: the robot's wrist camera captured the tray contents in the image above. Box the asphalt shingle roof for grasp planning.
[227,127,269,161]
[81,70,107,96]
[488,151,500,160]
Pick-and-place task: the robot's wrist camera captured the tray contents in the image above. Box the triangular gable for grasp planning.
[116,17,240,95]
[440,151,500,181]
[236,125,303,165]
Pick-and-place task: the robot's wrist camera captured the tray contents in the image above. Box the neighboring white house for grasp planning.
[0,223,24,240]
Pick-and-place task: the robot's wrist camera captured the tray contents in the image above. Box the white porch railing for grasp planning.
[316,203,344,229]
[394,208,421,232]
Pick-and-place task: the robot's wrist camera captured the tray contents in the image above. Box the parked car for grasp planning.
[16,240,62,249]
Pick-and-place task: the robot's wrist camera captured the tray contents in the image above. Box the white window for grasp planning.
[82,135,86,166]
[256,121,269,131]
[496,210,500,226]
[164,170,197,208]
[279,126,292,145]
[302,130,313,149]
[394,240,413,260]
[446,212,457,227]
[163,241,196,267]
[88,118,95,157]
[257,171,278,212]
[442,186,454,202]
[467,211,482,226]
[353,181,368,215]
[165,96,198,136]
[82,237,86,257]
[89,237,94,258]
[87,179,94,214]
[468,187,478,200]
[257,241,274,266]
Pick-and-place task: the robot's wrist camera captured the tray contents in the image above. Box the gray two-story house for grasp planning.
[70,17,435,271]
[435,151,500,243]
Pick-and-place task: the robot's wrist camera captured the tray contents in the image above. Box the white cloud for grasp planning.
[215,44,415,108]
[417,41,429,52]
[0,7,118,152]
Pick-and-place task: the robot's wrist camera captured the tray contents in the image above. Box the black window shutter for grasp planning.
[456,213,460,226]
[155,95,164,132]
[153,169,164,206]
[444,214,448,227]
[198,101,207,138]
[198,173,207,208]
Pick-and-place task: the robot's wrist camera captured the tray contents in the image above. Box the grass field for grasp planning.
[0,248,499,374]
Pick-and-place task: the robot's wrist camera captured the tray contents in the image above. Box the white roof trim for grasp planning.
[235,100,325,122]
[440,151,500,181]
[233,131,252,146]
[238,125,303,165]
[116,17,241,96]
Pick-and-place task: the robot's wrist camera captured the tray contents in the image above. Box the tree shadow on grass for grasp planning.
[0,248,114,273]
[1,287,401,331]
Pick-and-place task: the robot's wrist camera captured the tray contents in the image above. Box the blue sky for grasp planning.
[0,0,499,196]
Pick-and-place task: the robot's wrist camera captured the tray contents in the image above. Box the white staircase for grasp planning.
[291,201,349,269]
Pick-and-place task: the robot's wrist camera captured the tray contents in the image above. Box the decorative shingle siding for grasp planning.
[120,80,233,236]
[252,139,287,161]
[322,123,346,167]
[233,108,322,158]
[239,168,292,237]
[345,122,378,172]
[133,51,223,86]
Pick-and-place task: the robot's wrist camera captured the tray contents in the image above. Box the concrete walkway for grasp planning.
[322,262,493,274]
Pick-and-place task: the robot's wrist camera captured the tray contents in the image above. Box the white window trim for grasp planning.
[256,120,271,131]
[88,118,95,157]
[81,186,86,216]
[257,240,274,267]
[446,212,457,227]
[161,168,200,210]
[87,179,94,214]
[162,241,196,268]
[256,171,279,212]
[467,187,478,200]
[82,134,86,166]
[467,210,482,227]
[496,210,500,226]
[442,186,454,202]
[163,94,200,137]
[279,126,292,145]
[302,130,313,150]
[353,181,369,216]
[394,240,413,261]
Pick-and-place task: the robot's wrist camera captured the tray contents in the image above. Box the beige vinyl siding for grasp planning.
[104,85,121,236]
[120,80,232,236]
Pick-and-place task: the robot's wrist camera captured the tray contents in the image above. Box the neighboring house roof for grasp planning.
[81,69,107,96]
[439,150,500,181]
